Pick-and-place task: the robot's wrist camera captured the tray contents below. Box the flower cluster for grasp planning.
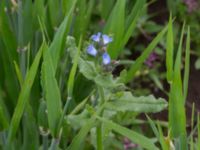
[86,32,113,65]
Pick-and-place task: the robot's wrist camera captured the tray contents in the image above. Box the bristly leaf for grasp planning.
[104,92,167,113]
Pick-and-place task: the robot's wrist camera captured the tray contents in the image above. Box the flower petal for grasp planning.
[91,32,101,42]
[87,45,98,56]
[102,52,111,65]
[102,34,113,45]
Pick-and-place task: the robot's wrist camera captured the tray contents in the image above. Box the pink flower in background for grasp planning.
[123,137,138,150]
[145,52,158,68]
[183,0,198,12]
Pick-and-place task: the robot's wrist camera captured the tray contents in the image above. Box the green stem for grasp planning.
[42,134,48,150]
[49,138,59,150]
[58,96,72,131]
[0,132,6,146]
[49,96,72,149]
[96,125,103,150]
[98,86,105,104]
[96,86,105,150]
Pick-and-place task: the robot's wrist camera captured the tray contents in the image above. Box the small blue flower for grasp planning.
[91,32,101,42]
[102,52,111,65]
[87,45,98,56]
[102,34,113,45]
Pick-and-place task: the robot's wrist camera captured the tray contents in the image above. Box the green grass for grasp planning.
[0,0,198,149]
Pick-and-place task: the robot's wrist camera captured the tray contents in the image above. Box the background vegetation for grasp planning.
[0,0,200,149]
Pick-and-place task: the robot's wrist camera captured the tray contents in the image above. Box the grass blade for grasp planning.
[42,44,62,137]
[125,25,168,83]
[14,61,23,87]
[166,14,174,83]
[183,27,190,102]
[104,0,125,59]
[7,41,44,144]
[198,114,200,149]
[121,0,146,48]
[49,1,77,71]
[96,116,159,150]
[22,105,39,150]
[67,118,96,150]
[146,115,168,150]
[168,23,187,149]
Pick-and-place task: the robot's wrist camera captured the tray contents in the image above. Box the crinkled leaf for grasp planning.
[94,74,123,88]
[67,110,91,130]
[78,58,98,80]
[105,92,167,113]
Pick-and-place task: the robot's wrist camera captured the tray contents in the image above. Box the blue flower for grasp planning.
[91,32,101,42]
[102,52,111,65]
[102,34,113,45]
[87,45,98,56]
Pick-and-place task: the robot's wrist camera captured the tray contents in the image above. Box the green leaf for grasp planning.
[67,110,91,130]
[0,1,19,105]
[198,115,200,148]
[96,116,159,150]
[168,24,187,149]
[146,115,168,150]
[78,58,98,80]
[0,106,9,131]
[42,44,62,137]
[22,105,39,150]
[122,0,146,48]
[7,41,44,144]
[67,118,96,150]
[94,74,123,88]
[183,27,190,102]
[195,58,200,70]
[48,0,61,27]
[104,0,125,58]
[0,1,17,61]
[67,37,82,97]
[166,14,174,83]
[62,0,75,15]
[100,0,115,19]
[33,0,45,30]
[14,61,23,87]
[125,25,168,83]
[37,100,48,129]
[104,92,167,113]
[49,1,77,71]
[73,0,94,39]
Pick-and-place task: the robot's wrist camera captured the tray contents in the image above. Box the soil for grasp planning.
[143,0,200,125]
